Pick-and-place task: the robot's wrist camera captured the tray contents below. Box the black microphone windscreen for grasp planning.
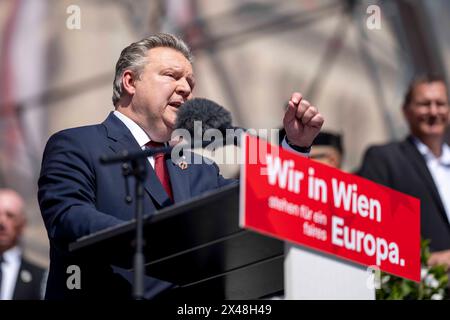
[175,98,232,136]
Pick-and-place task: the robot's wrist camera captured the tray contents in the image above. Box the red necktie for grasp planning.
[146,141,173,201]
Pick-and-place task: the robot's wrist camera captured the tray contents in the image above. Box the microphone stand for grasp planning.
[102,148,167,300]
[130,157,146,300]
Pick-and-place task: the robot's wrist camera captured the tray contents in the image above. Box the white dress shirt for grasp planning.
[113,111,157,168]
[281,139,310,157]
[1,246,21,300]
[414,138,450,224]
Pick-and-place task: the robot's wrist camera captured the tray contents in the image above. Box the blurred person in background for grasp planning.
[310,131,344,169]
[358,74,450,270]
[0,189,46,300]
[38,33,324,299]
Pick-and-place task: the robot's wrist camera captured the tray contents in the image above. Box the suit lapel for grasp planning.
[12,259,33,300]
[401,137,449,223]
[166,156,191,203]
[144,160,173,207]
[102,112,172,208]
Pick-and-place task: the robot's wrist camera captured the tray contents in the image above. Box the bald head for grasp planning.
[0,189,26,253]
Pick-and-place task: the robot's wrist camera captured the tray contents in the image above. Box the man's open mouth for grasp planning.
[168,101,183,108]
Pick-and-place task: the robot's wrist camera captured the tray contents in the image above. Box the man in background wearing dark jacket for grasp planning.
[0,188,46,300]
[358,74,450,269]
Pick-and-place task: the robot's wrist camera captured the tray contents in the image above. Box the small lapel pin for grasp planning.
[21,270,32,283]
[177,156,188,170]
[178,160,188,170]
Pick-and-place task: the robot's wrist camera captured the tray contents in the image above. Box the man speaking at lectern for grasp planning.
[38,33,324,299]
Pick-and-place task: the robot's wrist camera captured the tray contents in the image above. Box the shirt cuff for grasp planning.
[281,137,310,157]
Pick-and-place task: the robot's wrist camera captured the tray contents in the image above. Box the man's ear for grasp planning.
[402,106,411,122]
[122,70,137,96]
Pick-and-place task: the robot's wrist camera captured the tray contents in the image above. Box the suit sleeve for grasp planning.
[357,146,392,186]
[38,131,125,249]
[210,162,238,188]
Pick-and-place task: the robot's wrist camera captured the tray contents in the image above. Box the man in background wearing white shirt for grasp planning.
[0,189,46,300]
[358,74,450,270]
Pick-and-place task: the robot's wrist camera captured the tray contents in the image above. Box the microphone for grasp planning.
[175,98,245,147]
[101,98,242,164]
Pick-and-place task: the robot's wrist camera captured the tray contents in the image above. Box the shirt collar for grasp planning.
[2,246,21,264]
[441,144,450,165]
[412,136,450,165]
[113,111,150,148]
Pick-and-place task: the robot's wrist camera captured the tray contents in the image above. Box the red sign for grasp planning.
[239,134,421,282]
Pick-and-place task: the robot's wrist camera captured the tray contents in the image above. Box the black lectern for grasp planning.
[69,184,284,299]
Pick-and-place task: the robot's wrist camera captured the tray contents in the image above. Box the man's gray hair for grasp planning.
[112,33,193,106]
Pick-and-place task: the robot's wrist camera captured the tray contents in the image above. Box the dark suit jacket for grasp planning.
[12,258,46,300]
[357,136,450,252]
[38,112,234,299]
